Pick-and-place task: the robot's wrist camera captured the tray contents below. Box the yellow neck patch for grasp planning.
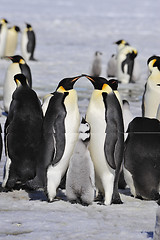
[57,86,66,93]
[102,83,112,93]
[19,59,25,64]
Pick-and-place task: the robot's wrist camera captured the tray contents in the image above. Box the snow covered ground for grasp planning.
[0,0,160,239]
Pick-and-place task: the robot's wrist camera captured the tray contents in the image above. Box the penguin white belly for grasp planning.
[144,81,160,118]
[117,54,130,84]
[5,30,18,56]
[42,94,53,116]
[0,26,7,57]
[47,90,80,201]
[86,91,115,205]
[3,64,21,112]
[123,165,136,197]
[21,32,30,61]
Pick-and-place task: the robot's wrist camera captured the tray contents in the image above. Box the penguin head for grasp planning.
[0,18,8,24]
[147,55,160,72]
[5,55,25,64]
[79,117,91,143]
[56,75,82,92]
[114,39,130,52]
[82,74,112,93]
[95,51,102,56]
[108,79,118,91]
[14,26,21,32]
[25,23,32,30]
[14,74,28,87]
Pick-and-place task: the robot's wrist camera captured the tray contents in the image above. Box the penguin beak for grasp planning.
[71,76,83,83]
[81,74,95,83]
[3,56,13,61]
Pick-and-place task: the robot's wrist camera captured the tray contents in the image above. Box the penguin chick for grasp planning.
[90,51,102,77]
[116,46,138,84]
[0,18,8,58]
[5,26,20,56]
[66,118,95,206]
[21,23,36,61]
[142,55,160,118]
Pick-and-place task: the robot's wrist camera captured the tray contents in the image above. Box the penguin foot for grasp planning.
[25,178,44,191]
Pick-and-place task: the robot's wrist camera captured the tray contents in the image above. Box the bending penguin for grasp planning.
[66,118,95,206]
[116,45,138,84]
[3,55,32,113]
[27,75,82,201]
[124,117,160,200]
[84,75,124,205]
[0,18,8,58]
[5,26,20,56]
[2,74,43,191]
[107,40,129,78]
[142,55,160,118]
[21,23,36,61]
[90,51,102,77]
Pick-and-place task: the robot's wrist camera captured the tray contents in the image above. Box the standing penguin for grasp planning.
[2,74,43,191]
[21,23,36,61]
[142,56,160,118]
[84,75,124,205]
[0,18,8,58]
[5,26,20,56]
[27,76,82,201]
[90,51,102,77]
[66,118,95,206]
[3,55,32,113]
[107,40,129,78]
[124,117,160,200]
[116,45,138,84]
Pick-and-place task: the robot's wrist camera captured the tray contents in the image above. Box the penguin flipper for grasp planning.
[102,92,124,170]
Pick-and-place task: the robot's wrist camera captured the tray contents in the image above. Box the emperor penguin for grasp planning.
[66,118,95,206]
[2,74,43,191]
[5,26,20,56]
[116,45,138,84]
[107,40,129,78]
[142,55,160,118]
[107,40,140,82]
[90,51,102,77]
[21,23,36,61]
[124,117,160,200]
[122,100,133,136]
[84,75,124,205]
[3,55,32,113]
[0,18,8,58]
[27,76,82,201]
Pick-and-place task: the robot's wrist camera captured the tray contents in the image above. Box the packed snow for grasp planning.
[0,0,160,239]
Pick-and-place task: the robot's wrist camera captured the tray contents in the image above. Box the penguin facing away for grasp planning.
[142,55,160,118]
[21,23,36,61]
[66,117,95,206]
[5,26,20,56]
[124,117,160,200]
[90,51,102,77]
[83,74,124,205]
[2,74,43,191]
[0,18,8,58]
[3,55,32,113]
[116,45,138,84]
